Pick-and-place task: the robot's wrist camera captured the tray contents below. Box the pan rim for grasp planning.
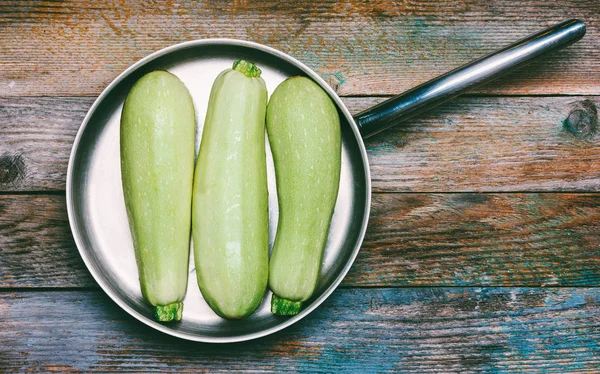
[66,38,372,343]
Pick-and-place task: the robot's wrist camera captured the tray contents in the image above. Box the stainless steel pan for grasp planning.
[67,20,585,342]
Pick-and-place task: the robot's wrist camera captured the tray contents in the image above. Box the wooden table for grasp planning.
[2,1,599,372]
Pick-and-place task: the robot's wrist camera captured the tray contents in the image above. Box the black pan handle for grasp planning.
[355,19,586,138]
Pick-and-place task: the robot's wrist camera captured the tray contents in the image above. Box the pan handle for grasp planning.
[354,19,586,138]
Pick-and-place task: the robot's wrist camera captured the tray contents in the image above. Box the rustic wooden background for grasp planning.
[1,1,600,372]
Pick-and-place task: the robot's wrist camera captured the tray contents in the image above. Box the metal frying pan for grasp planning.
[67,20,585,343]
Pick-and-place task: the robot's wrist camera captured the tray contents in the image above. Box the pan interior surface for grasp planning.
[67,41,370,342]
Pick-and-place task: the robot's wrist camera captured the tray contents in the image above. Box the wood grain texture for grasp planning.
[1,288,599,372]
[0,97,84,191]
[0,195,82,288]
[2,193,599,288]
[351,193,600,287]
[1,96,599,192]
[363,96,600,192]
[0,1,598,97]
[2,1,599,371]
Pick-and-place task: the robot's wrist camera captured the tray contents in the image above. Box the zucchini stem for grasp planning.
[233,60,262,78]
[271,294,303,316]
[154,302,183,322]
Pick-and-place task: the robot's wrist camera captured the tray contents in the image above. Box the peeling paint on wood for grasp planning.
[1,289,599,372]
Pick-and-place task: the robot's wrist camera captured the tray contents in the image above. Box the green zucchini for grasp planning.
[266,76,341,316]
[192,60,269,319]
[120,70,196,322]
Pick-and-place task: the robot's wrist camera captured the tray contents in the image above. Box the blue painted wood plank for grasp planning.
[2,288,599,372]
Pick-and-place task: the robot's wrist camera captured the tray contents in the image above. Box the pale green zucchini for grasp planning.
[266,76,341,316]
[120,70,196,322]
[192,60,269,319]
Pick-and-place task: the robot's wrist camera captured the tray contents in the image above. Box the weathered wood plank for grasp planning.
[354,193,600,287]
[363,96,600,193]
[0,1,598,96]
[0,194,83,288]
[1,288,599,372]
[2,96,599,192]
[0,97,83,191]
[2,193,599,288]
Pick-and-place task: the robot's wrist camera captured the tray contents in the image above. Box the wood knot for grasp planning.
[0,154,26,185]
[563,100,598,139]
[390,137,407,150]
